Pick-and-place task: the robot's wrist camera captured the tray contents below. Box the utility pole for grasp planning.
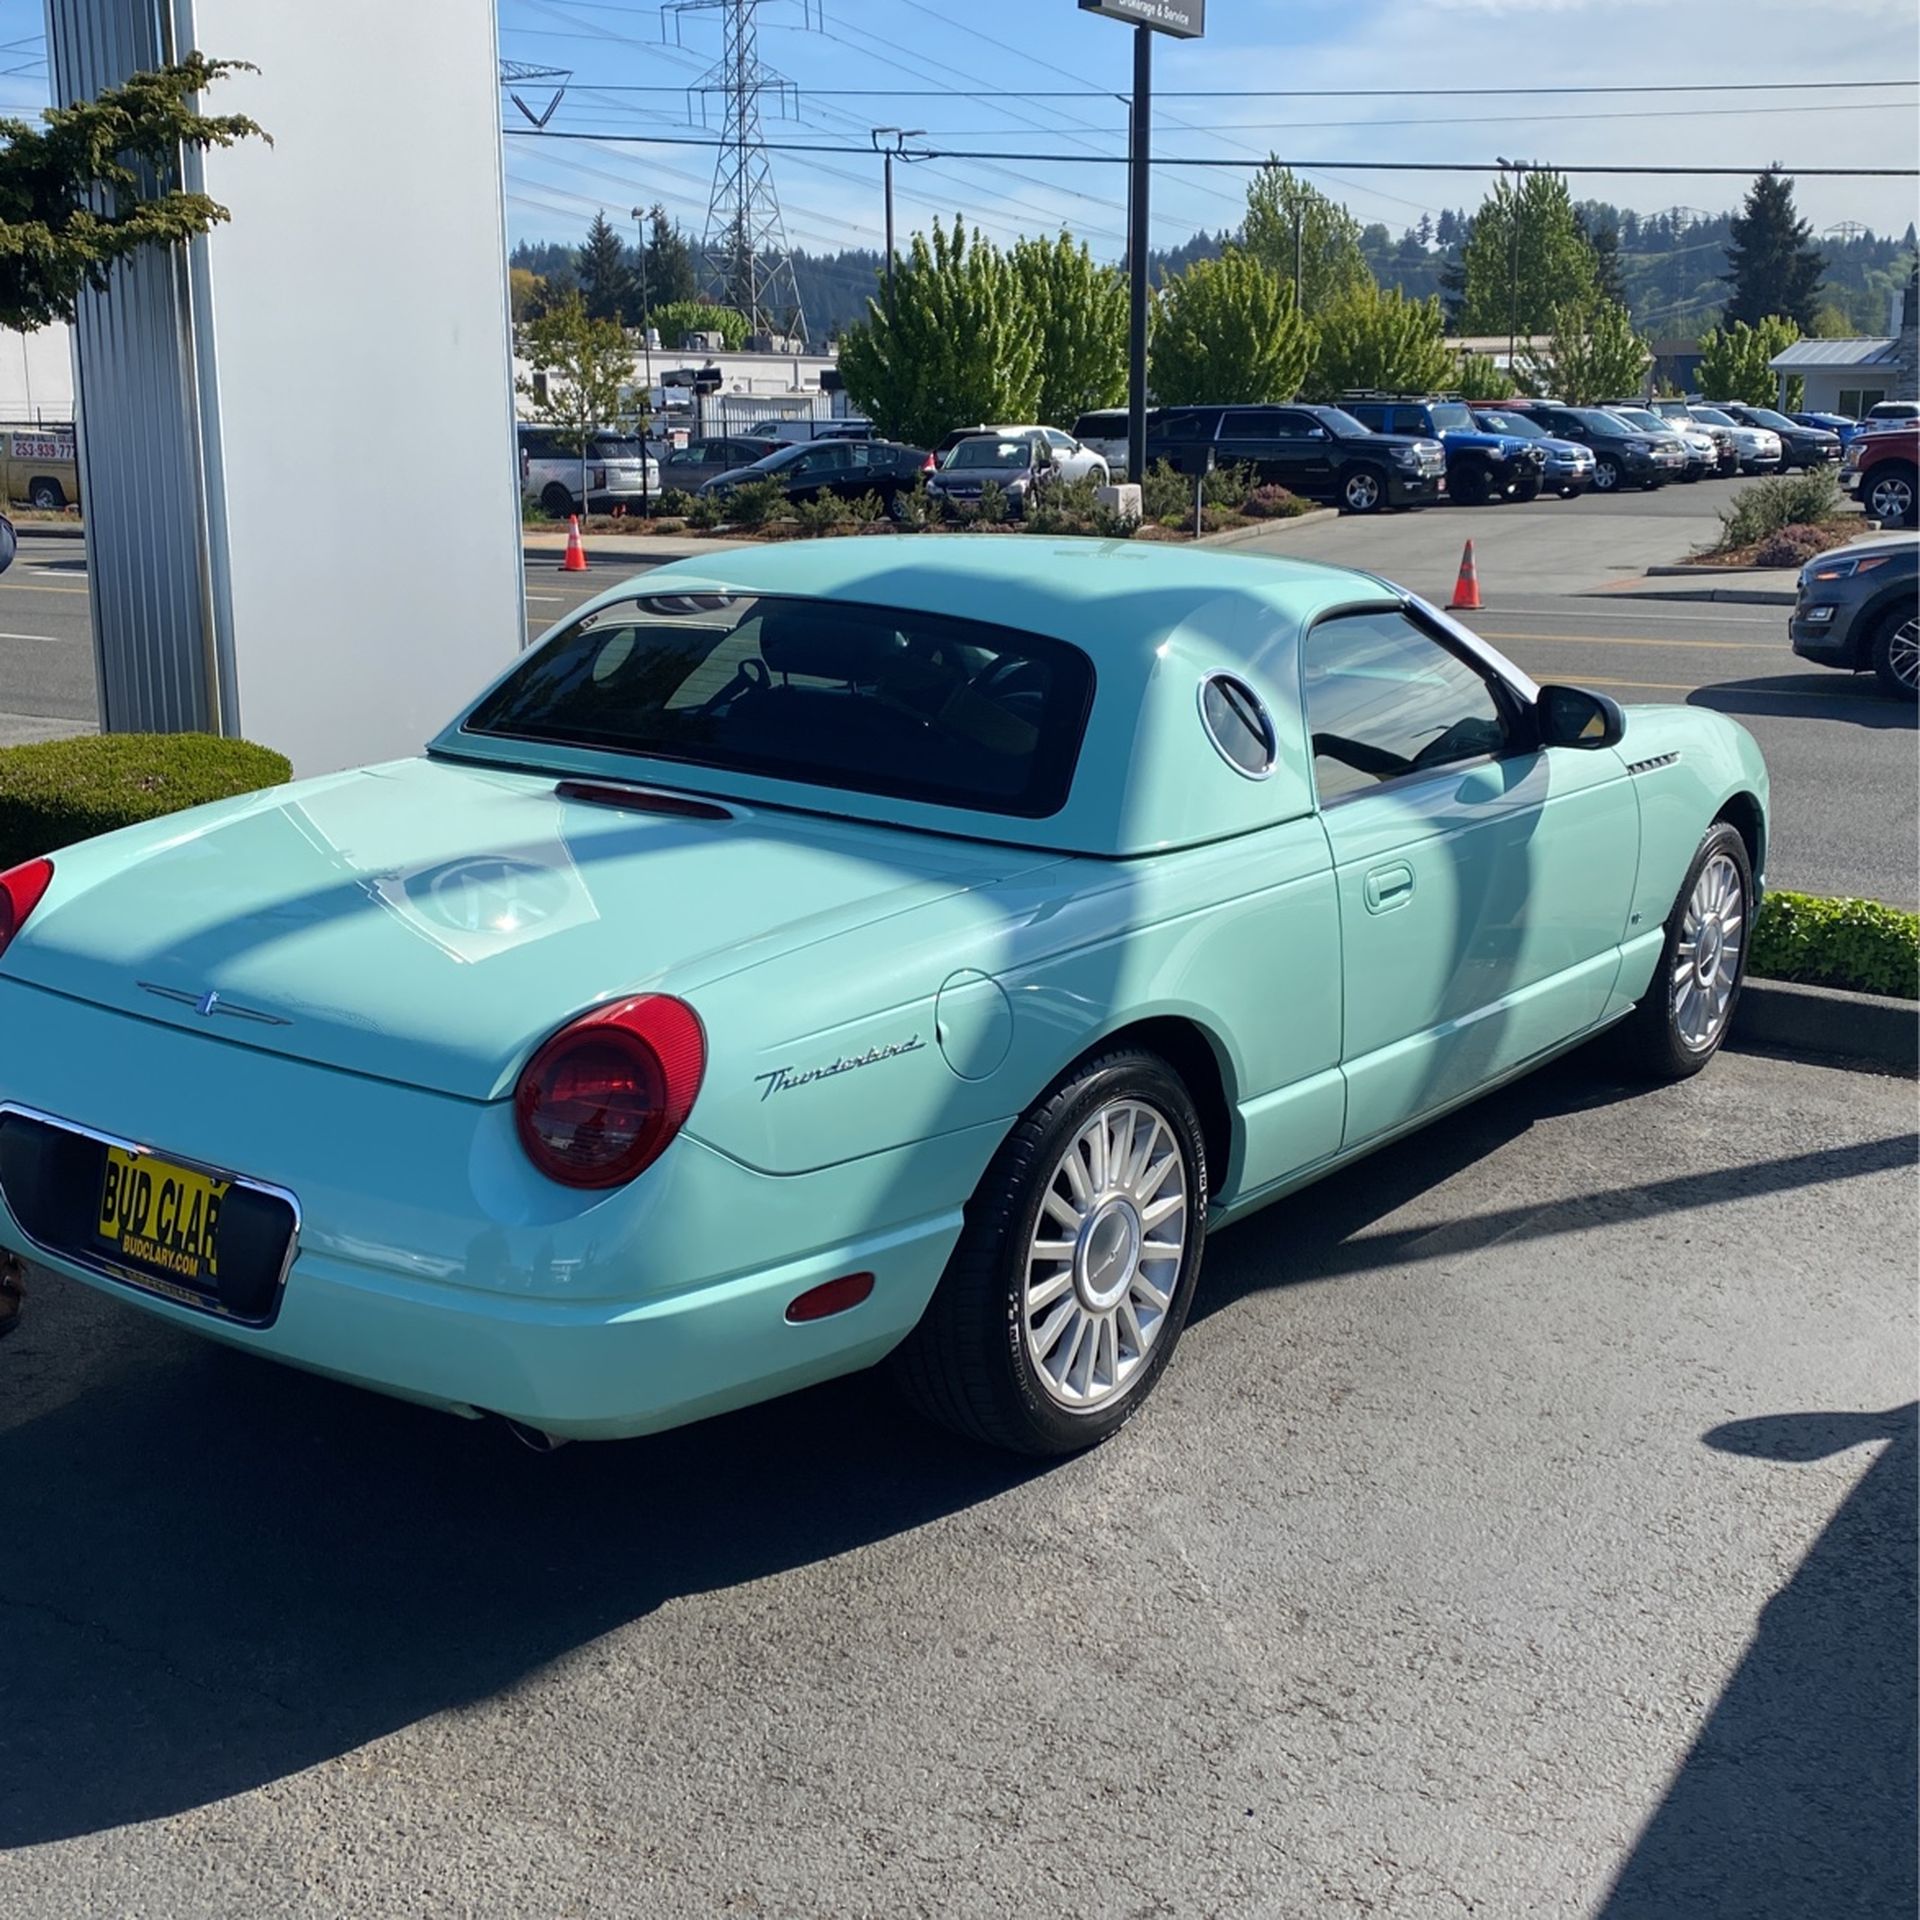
[1127,24,1151,485]
[631,206,653,515]
[871,127,924,314]
[1293,203,1303,313]
[1497,156,1519,375]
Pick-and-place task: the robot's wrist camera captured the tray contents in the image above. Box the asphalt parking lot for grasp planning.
[1,1043,1912,1918]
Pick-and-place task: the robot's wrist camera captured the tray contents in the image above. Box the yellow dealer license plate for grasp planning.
[96,1147,229,1287]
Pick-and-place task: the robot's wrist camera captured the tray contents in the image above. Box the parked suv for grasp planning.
[1468,406,1595,497]
[1144,403,1447,514]
[519,425,663,517]
[1842,426,1918,528]
[1339,393,1545,505]
[1658,403,1780,475]
[1648,401,1740,475]
[1604,404,1715,482]
[1069,409,1132,469]
[1503,402,1685,492]
[1789,535,1918,697]
[1714,404,1842,472]
[935,424,1110,487]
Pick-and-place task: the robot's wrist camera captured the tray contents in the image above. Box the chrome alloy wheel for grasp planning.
[1022,1099,1187,1411]
[1869,472,1915,526]
[1344,471,1381,511]
[1673,851,1746,1049]
[1886,613,1920,693]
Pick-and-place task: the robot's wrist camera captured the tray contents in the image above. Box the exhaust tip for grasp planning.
[498,1415,572,1454]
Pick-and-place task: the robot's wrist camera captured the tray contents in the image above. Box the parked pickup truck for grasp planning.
[0,425,77,510]
[1339,393,1547,506]
[1842,426,1918,529]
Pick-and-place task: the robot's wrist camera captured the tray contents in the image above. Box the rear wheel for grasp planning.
[1613,823,1752,1081]
[891,1049,1207,1456]
[1868,464,1917,530]
[1593,454,1622,494]
[540,482,575,518]
[1872,605,1920,699]
[1340,466,1386,514]
[26,479,63,510]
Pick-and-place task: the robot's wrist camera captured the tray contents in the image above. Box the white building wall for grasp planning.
[0,325,75,423]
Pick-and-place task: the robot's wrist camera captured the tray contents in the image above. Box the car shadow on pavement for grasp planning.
[1689,677,1918,730]
[1599,1402,1918,1920]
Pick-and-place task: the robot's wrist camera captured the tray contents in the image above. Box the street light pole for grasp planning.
[1497,157,1519,376]
[630,205,653,515]
[1126,24,1151,486]
[870,128,923,316]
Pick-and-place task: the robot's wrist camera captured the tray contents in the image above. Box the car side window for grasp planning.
[1044,429,1074,452]
[1303,607,1515,804]
[1273,409,1327,437]
[1160,410,1218,442]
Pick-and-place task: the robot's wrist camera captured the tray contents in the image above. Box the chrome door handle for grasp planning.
[1364,863,1415,913]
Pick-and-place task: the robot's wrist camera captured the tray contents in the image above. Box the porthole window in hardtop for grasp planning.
[464,591,1097,818]
[1198,672,1277,778]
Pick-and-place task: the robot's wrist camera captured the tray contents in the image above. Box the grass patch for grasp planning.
[1750,889,1919,1000]
[0,733,291,869]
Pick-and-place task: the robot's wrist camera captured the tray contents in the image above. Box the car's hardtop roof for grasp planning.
[440,537,1403,857]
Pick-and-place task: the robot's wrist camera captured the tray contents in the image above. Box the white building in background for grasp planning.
[0,324,76,422]
[512,342,854,438]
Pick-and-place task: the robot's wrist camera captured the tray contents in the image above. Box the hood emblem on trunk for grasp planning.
[138,983,291,1027]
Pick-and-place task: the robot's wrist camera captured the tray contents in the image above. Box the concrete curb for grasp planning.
[1585,584,1797,606]
[9,519,85,539]
[1734,977,1918,1072]
[1198,508,1341,548]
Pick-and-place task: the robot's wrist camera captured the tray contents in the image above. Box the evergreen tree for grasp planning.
[1723,171,1824,329]
[1416,213,1433,248]
[1577,207,1627,308]
[1435,208,1462,249]
[576,211,633,325]
[642,205,698,316]
[1241,163,1372,320]
[1456,172,1596,337]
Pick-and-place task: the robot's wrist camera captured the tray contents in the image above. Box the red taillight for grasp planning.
[785,1272,875,1323]
[514,994,705,1189]
[921,452,935,473]
[0,857,53,962]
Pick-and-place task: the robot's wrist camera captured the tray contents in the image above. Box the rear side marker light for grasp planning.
[0,857,53,961]
[785,1273,875,1323]
[515,994,705,1189]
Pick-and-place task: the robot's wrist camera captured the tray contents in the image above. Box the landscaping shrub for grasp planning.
[1713,467,1843,552]
[655,487,695,518]
[790,492,850,536]
[976,479,1010,525]
[1241,484,1310,520]
[0,733,291,868]
[724,478,791,530]
[684,491,722,530]
[1750,889,1919,999]
[1204,461,1253,510]
[1749,522,1848,568]
[846,491,886,524]
[1141,459,1193,522]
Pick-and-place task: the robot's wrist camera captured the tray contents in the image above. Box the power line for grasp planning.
[502,131,1920,177]
[526,79,1920,99]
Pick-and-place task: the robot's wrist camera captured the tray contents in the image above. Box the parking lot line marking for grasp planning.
[1475,631,1769,651]
[0,630,66,643]
[0,580,88,594]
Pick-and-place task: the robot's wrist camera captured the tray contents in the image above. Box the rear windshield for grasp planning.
[463,592,1096,818]
[1073,412,1128,437]
[1689,407,1735,426]
[591,437,646,460]
[1426,402,1476,432]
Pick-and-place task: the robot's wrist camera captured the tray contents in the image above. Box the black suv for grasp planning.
[1715,404,1844,472]
[1501,401,1684,492]
[1145,403,1447,514]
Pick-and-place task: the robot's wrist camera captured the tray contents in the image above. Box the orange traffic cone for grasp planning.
[1448,537,1481,611]
[560,515,589,573]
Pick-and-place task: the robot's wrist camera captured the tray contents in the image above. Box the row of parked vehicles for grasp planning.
[522,394,1914,526]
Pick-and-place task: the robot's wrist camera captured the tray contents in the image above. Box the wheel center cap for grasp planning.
[1076,1199,1141,1312]
[1697,918,1723,981]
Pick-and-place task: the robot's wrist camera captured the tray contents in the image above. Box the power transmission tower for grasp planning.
[667,0,818,348]
[499,60,571,130]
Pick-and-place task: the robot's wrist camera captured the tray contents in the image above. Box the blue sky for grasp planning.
[0,0,1910,259]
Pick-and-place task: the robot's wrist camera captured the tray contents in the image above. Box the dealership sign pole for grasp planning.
[1078,0,1205,486]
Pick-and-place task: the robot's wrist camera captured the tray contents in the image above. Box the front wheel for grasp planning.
[539,483,575,518]
[1868,464,1917,530]
[1451,463,1494,507]
[891,1050,1208,1455]
[1612,822,1753,1081]
[1872,605,1920,699]
[1340,466,1386,514]
[1508,470,1542,504]
[1592,454,1622,494]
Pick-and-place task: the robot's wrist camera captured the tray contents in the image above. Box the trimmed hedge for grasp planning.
[1750,889,1919,1001]
[0,732,291,869]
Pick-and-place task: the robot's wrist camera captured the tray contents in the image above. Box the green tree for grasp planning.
[0,54,266,331]
[1454,351,1516,401]
[1009,230,1127,425]
[837,217,1040,447]
[1303,283,1452,401]
[1521,294,1652,404]
[641,205,698,314]
[1577,206,1627,307]
[516,292,637,510]
[648,298,747,350]
[576,211,633,325]
[1724,171,1824,329]
[1148,248,1310,406]
[1697,314,1801,406]
[1241,163,1371,319]
[1455,171,1596,337]
[508,268,544,325]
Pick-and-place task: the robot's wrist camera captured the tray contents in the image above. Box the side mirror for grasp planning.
[1537,683,1625,750]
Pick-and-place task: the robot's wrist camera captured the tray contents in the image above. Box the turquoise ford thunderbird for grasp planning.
[0,539,1767,1454]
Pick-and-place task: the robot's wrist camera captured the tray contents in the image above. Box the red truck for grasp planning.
[1842,426,1918,529]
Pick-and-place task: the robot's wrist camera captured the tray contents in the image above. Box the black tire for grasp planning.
[1451,462,1495,507]
[1871,604,1920,699]
[1508,469,1543,504]
[539,482,575,518]
[1592,454,1622,494]
[1612,821,1753,1082]
[891,1048,1208,1456]
[26,479,63,510]
[1339,465,1387,514]
[1867,463,1917,530]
